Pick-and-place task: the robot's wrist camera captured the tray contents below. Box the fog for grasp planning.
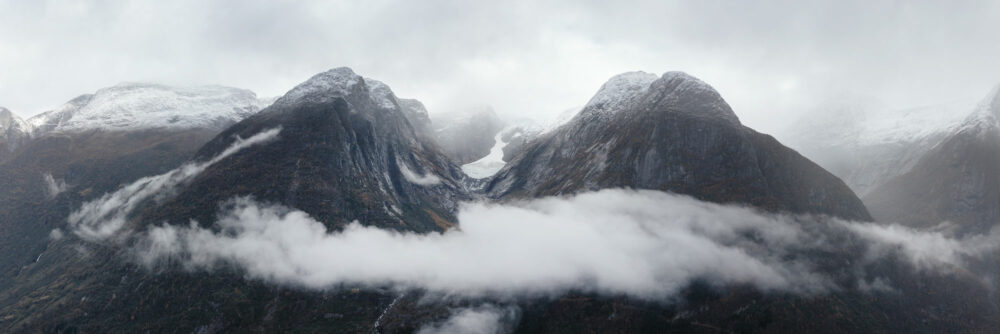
[124,190,1000,300]
[53,126,1000,304]
[3,1,1000,134]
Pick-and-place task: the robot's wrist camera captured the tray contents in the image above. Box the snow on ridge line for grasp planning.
[0,107,31,133]
[583,71,658,117]
[27,83,267,134]
[276,67,363,106]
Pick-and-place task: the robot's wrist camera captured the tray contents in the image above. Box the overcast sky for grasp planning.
[2,0,999,134]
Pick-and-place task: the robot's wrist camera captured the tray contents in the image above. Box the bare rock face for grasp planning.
[488,71,871,221]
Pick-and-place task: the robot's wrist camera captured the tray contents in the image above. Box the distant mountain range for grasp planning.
[1,68,999,333]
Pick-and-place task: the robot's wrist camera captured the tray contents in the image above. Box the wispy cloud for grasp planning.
[42,172,68,199]
[416,304,520,334]
[67,127,282,241]
[398,161,442,186]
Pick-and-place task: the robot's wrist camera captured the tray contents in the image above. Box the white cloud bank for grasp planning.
[116,188,1000,301]
[416,304,520,334]
[67,127,281,240]
[60,125,1000,303]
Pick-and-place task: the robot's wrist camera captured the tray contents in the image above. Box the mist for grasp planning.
[3,1,1000,135]
[51,124,1000,304]
[66,127,281,241]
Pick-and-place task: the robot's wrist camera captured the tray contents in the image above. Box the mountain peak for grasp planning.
[642,71,740,126]
[582,71,658,118]
[277,67,366,106]
[978,83,1000,116]
[364,78,400,110]
[959,83,1000,133]
[0,106,29,133]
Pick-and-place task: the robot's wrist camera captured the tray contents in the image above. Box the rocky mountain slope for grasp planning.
[2,68,999,333]
[0,68,473,332]
[145,67,470,232]
[865,85,1000,235]
[780,98,973,196]
[0,83,270,296]
[487,71,872,221]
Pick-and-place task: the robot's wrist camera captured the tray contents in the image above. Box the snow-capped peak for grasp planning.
[26,83,266,135]
[365,78,400,110]
[0,107,30,133]
[276,67,365,106]
[959,83,1000,133]
[973,83,1000,117]
[583,71,658,117]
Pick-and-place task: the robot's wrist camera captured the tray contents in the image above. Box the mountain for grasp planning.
[473,72,1000,333]
[0,83,269,293]
[432,106,506,164]
[143,67,469,232]
[3,68,998,333]
[865,85,1000,234]
[780,97,973,197]
[487,71,872,221]
[0,107,31,161]
[26,83,270,135]
[0,67,471,332]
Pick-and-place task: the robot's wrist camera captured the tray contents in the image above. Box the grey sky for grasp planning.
[1,0,999,134]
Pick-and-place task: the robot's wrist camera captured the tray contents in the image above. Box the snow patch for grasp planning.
[365,78,400,110]
[462,132,507,178]
[583,71,658,117]
[277,67,362,106]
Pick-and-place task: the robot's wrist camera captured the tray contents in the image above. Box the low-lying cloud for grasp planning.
[416,304,520,334]
[399,161,442,186]
[134,191,832,298]
[43,172,68,199]
[60,125,1000,304]
[119,188,1000,301]
[67,127,281,241]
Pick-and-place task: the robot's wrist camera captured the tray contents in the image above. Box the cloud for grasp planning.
[129,188,990,301]
[844,222,1000,271]
[416,304,520,334]
[67,127,281,241]
[42,172,68,199]
[3,1,1000,135]
[398,161,442,186]
[61,139,1000,303]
